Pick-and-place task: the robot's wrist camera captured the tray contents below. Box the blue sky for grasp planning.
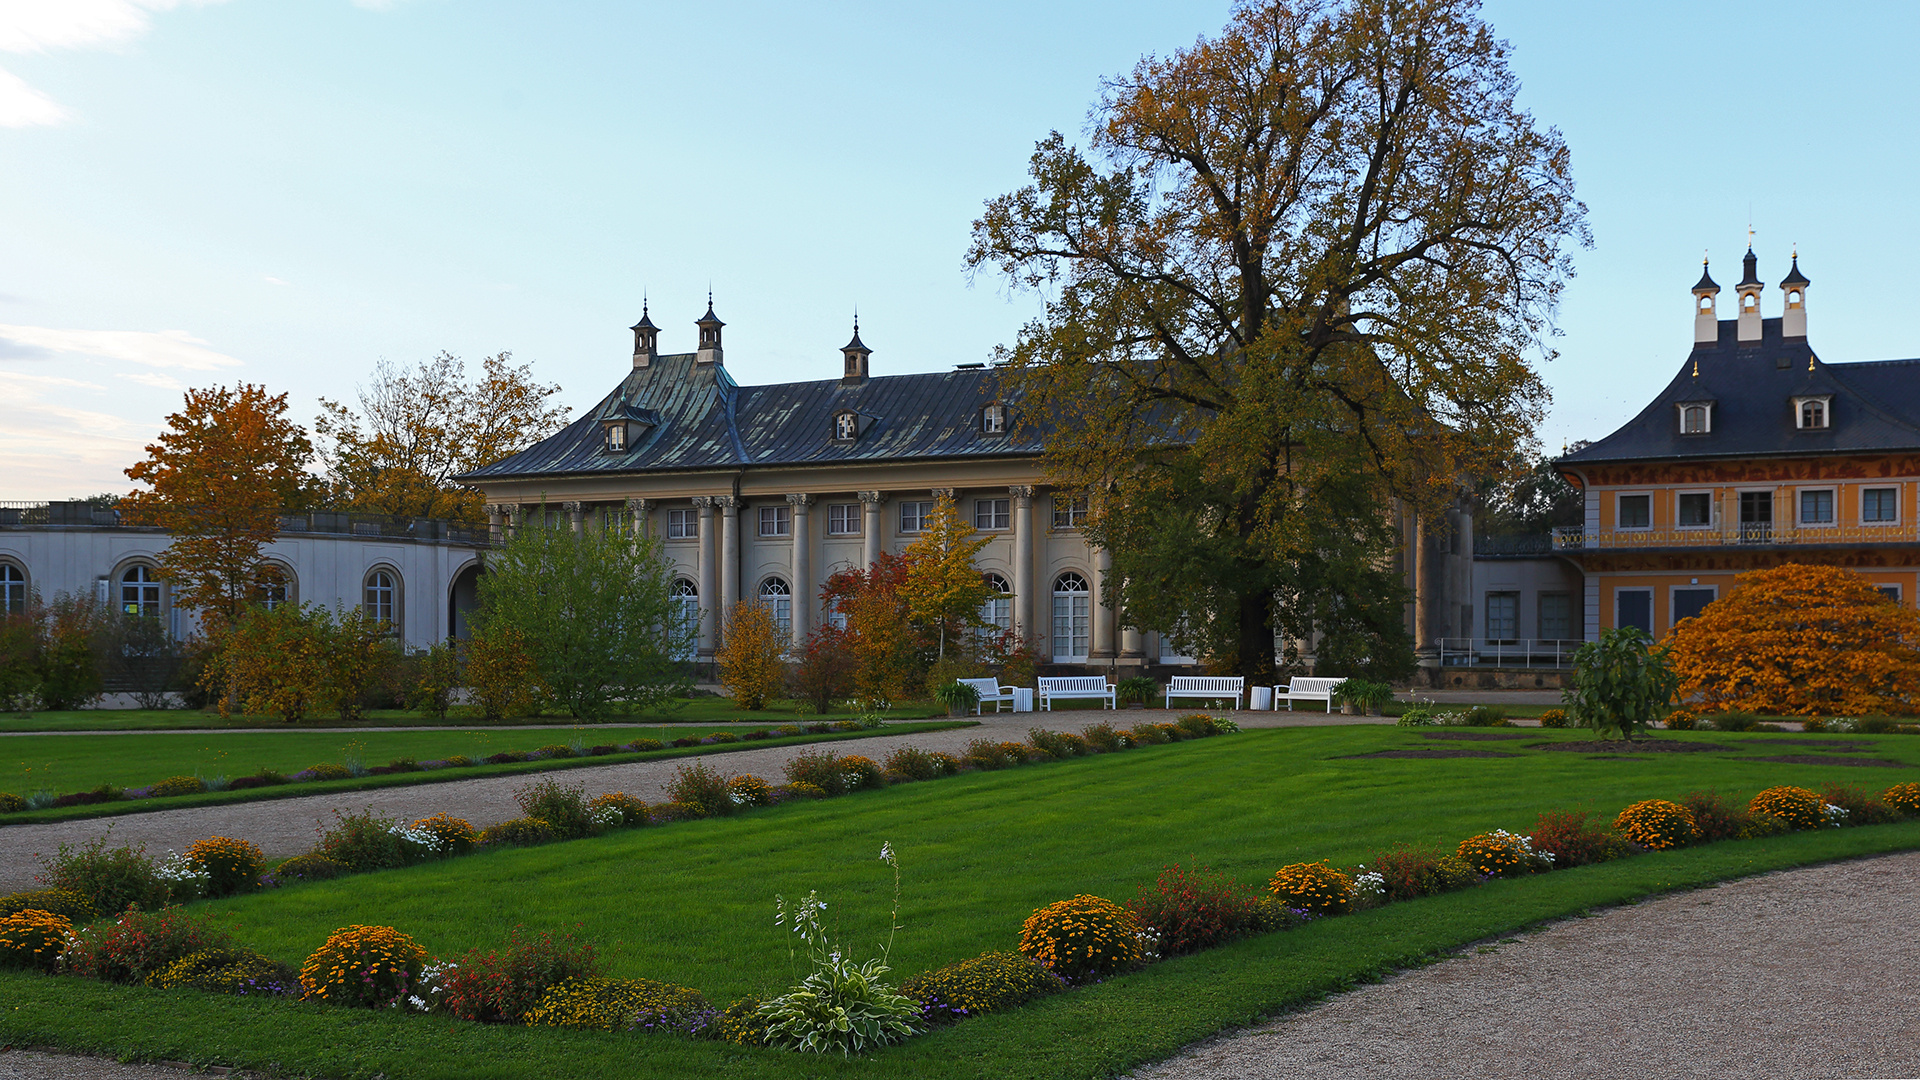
[2,0,1917,500]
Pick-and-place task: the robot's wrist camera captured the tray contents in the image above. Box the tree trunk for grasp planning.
[1236,590,1276,685]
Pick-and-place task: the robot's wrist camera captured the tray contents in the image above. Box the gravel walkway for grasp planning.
[1128,850,1920,1080]
[0,710,1382,892]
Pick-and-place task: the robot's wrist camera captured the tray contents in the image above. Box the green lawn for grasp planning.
[0,697,944,733]
[4,724,1917,1079]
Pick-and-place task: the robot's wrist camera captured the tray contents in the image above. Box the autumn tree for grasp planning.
[966,0,1586,681]
[316,352,570,524]
[823,553,925,704]
[716,601,787,710]
[899,496,993,660]
[1666,564,1920,717]
[122,384,316,632]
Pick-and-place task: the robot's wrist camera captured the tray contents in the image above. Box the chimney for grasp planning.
[1780,250,1810,339]
[630,301,659,369]
[695,293,724,365]
[1736,247,1763,344]
[1691,258,1720,346]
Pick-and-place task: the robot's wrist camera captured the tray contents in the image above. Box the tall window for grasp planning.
[1799,489,1834,524]
[980,572,1012,632]
[760,505,792,537]
[667,508,698,538]
[1051,572,1089,661]
[759,577,792,637]
[365,569,397,627]
[974,498,1010,531]
[899,500,933,533]
[1539,592,1572,639]
[255,566,290,610]
[1672,587,1716,626]
[1677,492,1712,527]
[1865,487,1898,523]
[1616,494,1651,529]
[671,579,700,659]
[606,424,626,451]
[1052,494,1088,529]
[1615,588,1653,634]
[0,564,25,615]
[827,503,860,535]
[121,565,161,619]
[1485,592,1518,643]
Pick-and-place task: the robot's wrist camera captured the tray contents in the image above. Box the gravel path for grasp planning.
[0,710,1382,891]
[1128,849,1920,1080]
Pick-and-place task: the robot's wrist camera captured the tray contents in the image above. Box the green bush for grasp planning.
[1526,810,1627,867]
[1174,714,1220,737]
[0,792,25,813]
[782,749,848,795]
[727,774,772,808]
[624,738,665,752]
[883,746,957,781]
[1128,721,1170,744]
[271,854,349,883]
[0,888,96,923]
[523,976,713,1034]
[1705,711,1761,732]
[513,777,594,839]
[477,817,559,846]
[1078,722,1129,752]
[148,946,299,996]
[38,836,171,914]
[315,809,411,871]
[901,950,1065,1024]
[586,792,649,828]
[301,763,353,782]
[1115,675,1157,706]
[443,927,602,1024]
[1395,705,1437,727]
[649,801,708,822]
[668,762,736,816]
[773,783,826,802]
[150,775,205,798]
[1462,705,1508,727]
[62,907,233,984]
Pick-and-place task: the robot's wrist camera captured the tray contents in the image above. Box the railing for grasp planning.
[1437,637,1583,668]
[1553,522,1918,550]
[0,501,489,545]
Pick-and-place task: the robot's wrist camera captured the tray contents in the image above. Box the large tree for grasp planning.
[316,351,570,524]
[966,0,1585,680]
[122,383,315,632]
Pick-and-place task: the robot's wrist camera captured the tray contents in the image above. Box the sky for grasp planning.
[4,0,1920,500]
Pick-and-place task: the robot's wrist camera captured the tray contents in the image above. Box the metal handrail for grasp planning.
[1437,637,1582,668]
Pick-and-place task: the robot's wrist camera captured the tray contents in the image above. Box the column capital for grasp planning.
[1008,485,1035,500]
[561,500,584,514]
[485,504,508,517]
[716,495,743,510]
[626,497,651,512]
[856,490,886,504]
[691,495,716,509]
[785,493,815,507]
[930,487,955,500]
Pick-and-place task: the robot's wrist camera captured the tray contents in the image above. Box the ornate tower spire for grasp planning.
[1736,246,1764,344]
[1779,248,1810,339]
[696,292,725,365]
[841,314,871,383]
[1692,255,1720,346]
[630,295,660,368]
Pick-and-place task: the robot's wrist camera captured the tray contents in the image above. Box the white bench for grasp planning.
[1275,676,1347,712]
[1164,675,1244,710]
[956,677,1019,715]
[1037,676,1115,710]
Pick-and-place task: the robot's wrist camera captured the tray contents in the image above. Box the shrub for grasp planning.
[715,996,771,1045]
[783,749,847,795]
[410,813,478,854]
[666,762,734,816]
[183,836,265,897]
[1676,790,1749,843]
[774,783,826,802]
[1613,799,1699,849]
[1124,864,1264,956]
[717,601,787,710]
[477,817,559,846]
[1266,861,1353,915]
[1820,782,1900,826]
[1152,722,1187,742]
[465,623,545,721]
[840,754,884,791]
[626,738,665,752]
[0,888,96,923]
[1704,711,1761,732]
[884,746,956,781]
[962,737,1013,770]
[301,763,353,782]
[902,950,1066,1025]
[1884,782,1920,817]
[1079,722,1129,752]
[1527,810,1628,867]
[1462,705,1508,727]
[1017,895,1146,983]
[315,810,411,871]
[1129,721,1170,744]
[514,777,594,839]
[1395,705,1437,727]
[62,907,232,984]
[650,801,708,822]
[299,925,427,1008]
[1175,714,1221,738]
[1663,710,1697,730]
[0,792,24,813]
[271,854,349,883]
[1565,626,1679,738]
[150,775,205,798]
[522,976,714,1034]
[37,835,171,914]
[1749,785,1826,831]
[0,909,71,971]
[1537,708,1568,728]
[1360,845,1478,902]
[1456,830,1552,877]
[727,774,772,808]
[703,732,739,745]
[149,946,299,997]
[533,744,574,759]
[443,927,602,1024]
[790,627,857,715]
[587,792,649,829]
[1026,728,1070,758]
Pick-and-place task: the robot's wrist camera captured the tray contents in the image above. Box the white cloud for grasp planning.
[116,370,185,390]
[0,368,154,500]
[263,275,289,286]
[0,323,244,370]
[0,64,65,126]
[0,0,232,127]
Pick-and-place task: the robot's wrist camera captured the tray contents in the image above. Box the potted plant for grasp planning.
[932,680,981,718]
[1333,679,1394,716]
[1115,676,1157,710]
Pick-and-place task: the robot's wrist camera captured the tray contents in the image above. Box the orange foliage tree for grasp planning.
[715,601,787,710]
[897,496,992,660]
[122,384,315,633]
[823,552,925,704]
[1666,563,1920,717]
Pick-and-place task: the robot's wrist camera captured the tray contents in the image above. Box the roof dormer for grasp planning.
[831,409,861,443]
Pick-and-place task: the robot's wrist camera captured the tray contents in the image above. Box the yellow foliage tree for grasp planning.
[1666,563,1920,717]
[898,496,992,660]
[716,601,786,710]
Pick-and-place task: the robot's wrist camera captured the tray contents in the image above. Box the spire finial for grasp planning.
[1809,354,1816,372]
[642,290,648,318]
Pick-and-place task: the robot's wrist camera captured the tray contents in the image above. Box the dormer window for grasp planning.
[981,403,1007,435]
[1795,395,1831,430]
[1677,401,1713,435]
[833,411,859,442]
[605,423,627,451]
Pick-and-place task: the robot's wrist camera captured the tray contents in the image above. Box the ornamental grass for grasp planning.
[298,924,427,1008]
[1017,895,1146,983]
[1749,785,1826,831]
[1266,861,1353,915]
[0,908,72,972]
[1612,799,1699,850]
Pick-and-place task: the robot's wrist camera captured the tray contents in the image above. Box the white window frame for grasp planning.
[1615,491,1654,532]
[1051,571,1090,662]
[826,503,860,536]
[759,577,793,637]
[1052,494,1089,530]
[981,403,1007,435]
[980,572,1012,633]
[759,505,792,538]
[363,567,399,629]
[255,563,293,610]
[670,578,700,660]
[121,564,163,620]
[1614,586,1654,635]
[666,508,699,539]
[974,498,1010,531]
[0,562,28,616]
[1862,486,1900,525]
[899,500,933,534]
[605,423,626,451]
[1794,395,1832,430]
[1875,583,1904,605]
[1669,584,1718,630]
[1675,490,1714,529]
[1676,400,1713,435]
[1797,486,1837,527]
[833,412,859,441]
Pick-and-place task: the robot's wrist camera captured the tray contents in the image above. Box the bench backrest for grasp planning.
[1285,677,1347,696]
[1038,676,1110,692]
[1168,676,1244,692]
[957,677,1005,696]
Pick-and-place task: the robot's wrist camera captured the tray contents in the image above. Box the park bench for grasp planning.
[1275,676,1347,712]
[956,677,1019,714]
[1163,675,1245,710]
[1037,675,1115,710]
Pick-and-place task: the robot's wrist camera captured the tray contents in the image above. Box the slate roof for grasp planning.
[1559,317,1920,465]
[460,352,1042,481]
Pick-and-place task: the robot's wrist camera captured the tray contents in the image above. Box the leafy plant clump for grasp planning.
[1613,799,1699,850]
[1018,894,1148,983]
[513,777,594,839]
[0,888,97,923]
[183,836,265,897]
[1749,785,1826,831]
[314,810,415,871]
[1360,845,1479,902]
[522,975,715,1034]
[1456,830,1552,877]
[883,746,959,781]
[299,924,427,1008]
[37,835,172,914]
[667,762,736,817]
[1526,810,1627,867]
[150,775,205,798]
[0,908,72,971]
[1564,626,1679,739]
[1536,708,1568,728]
[62,907,234,984]
[1266,861,1353,916]
[269,854,349,883]
[783,749,849,795]
[759,844,919,1056]
[901,951,1066,1025]
[477,818,559,846]
[1124,864,1266,956]
[148,946,299,997]
[443,927,602,1024]
[1883,782,1920,817]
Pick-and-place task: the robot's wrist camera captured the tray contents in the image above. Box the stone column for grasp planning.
[858,491,884,568]
[693,497,717,655]
[1010,486,1034,639]
[718,496,742,638]
[563,501,585,537]
[787,493,813,640]
[1091,544,1115,662]
[485,504,505,545]
[1413,511,1449,670]
[627,498,650,541]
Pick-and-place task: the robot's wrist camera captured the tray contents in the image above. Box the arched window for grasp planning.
[671,578,700,659]
[1052,571,1089,662]
[364,568,398,627]
[760,577,792,637]
[980,572,1012,633]
[0,563,25,616]
[255,564,292,611]
[121,565,161,619]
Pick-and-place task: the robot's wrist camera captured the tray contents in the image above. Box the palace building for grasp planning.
[1553,247,1920,638]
